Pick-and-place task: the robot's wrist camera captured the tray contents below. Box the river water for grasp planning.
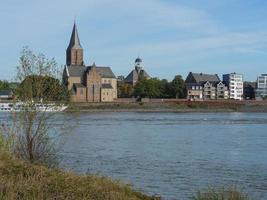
[58,112,267,200]
[1,112,267,199]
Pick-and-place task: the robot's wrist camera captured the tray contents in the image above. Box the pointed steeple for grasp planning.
[67,23,82,50]
[66,22,84,66]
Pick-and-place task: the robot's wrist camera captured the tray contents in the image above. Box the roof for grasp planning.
[102,84,113,89]
[95,67,116,78]
[66,65,85,77]
[67,23,82,50]
[186,72,220,85]
[124,69,150,83]
[135,57,142,63]
[66,65,116,78]
[0,89,13,96]
[124,70,138,83]
[66,65,116,79]
[204,81,226,87]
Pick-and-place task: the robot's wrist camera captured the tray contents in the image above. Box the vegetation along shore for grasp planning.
[67,99,267,113]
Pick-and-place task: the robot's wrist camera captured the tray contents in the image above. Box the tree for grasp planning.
[16,75,69,102]
[0,80,10,90]
[170,75,186,99]
[1,47,68,167]
[117,82,134,98]
[134,78,167,98]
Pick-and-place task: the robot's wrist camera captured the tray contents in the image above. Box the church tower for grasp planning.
[135,57,143,73]
[66,23,84,66]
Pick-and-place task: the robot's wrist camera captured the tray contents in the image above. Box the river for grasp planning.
[1,112,267,199]
[59,112,267,200]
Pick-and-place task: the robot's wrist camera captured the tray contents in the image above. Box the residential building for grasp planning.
[185,72,228,100]
[0,89,13,101]
[223,73,243,100]
[216,81,229,99]
[256,74,267,99]
[203,81,216,100]
[63,23,117,102]
[124,57,150,86]
[243,82,256,100]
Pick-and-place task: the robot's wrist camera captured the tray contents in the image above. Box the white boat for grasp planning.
[0,102,68,112]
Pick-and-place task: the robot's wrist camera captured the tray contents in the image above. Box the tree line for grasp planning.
[118,75,187,99]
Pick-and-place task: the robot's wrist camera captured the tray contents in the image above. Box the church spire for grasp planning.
[66,23,84,66]
[67,22,82,50]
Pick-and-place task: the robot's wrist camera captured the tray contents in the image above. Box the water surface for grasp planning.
[1,112,266,199]
[60,112,267,200]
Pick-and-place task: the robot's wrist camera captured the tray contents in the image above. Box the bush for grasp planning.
[194,186,250,200]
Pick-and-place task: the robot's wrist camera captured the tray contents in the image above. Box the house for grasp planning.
[0,89,13,101]
[185,72,228,100]
[124,57,150,86]
[216,81,229,99]
[223,73,243,100]
[256,74,267,100]
[62,23,117,102]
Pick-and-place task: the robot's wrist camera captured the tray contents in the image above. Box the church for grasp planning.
[63,23,117,102]
[124,57,151,86]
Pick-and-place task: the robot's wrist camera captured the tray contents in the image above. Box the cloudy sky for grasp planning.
[1,0,267,81]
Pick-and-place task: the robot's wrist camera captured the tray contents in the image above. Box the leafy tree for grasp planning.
[134,78,167,98]
[0,80,10,90]
[170,75,186,98]
[16,75,69,102]
[1,47,69,167]
[133,75,186,99]
[117,82,134,98]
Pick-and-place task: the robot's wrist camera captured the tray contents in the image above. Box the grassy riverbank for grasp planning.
[0,152,158,200]
[67,100,267,112]
[0,151,251,200]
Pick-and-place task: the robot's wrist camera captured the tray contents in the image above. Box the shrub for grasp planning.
[194,186,250,200]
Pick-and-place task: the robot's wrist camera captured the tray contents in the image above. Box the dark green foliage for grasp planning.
[16,75,69,103]
[133,75,186,98]
[134,78,164,98]
[117,82,134,98]
[0,80,10,90]
[170,75,186,98]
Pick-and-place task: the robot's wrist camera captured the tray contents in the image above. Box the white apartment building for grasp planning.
[223,73,243,100]
[256,74,267,99]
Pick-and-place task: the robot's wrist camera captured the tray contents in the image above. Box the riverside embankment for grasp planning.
[66,99,267,112]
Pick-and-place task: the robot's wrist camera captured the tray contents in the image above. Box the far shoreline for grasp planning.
[66,100,267,113]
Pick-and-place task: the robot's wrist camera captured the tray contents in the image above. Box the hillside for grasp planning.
[0,152,158,200]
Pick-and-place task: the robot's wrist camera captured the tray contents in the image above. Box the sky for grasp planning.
[0,0,267,81]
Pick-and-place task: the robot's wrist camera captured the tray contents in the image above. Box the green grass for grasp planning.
[0,152,159,200]
[194,186,250,200]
